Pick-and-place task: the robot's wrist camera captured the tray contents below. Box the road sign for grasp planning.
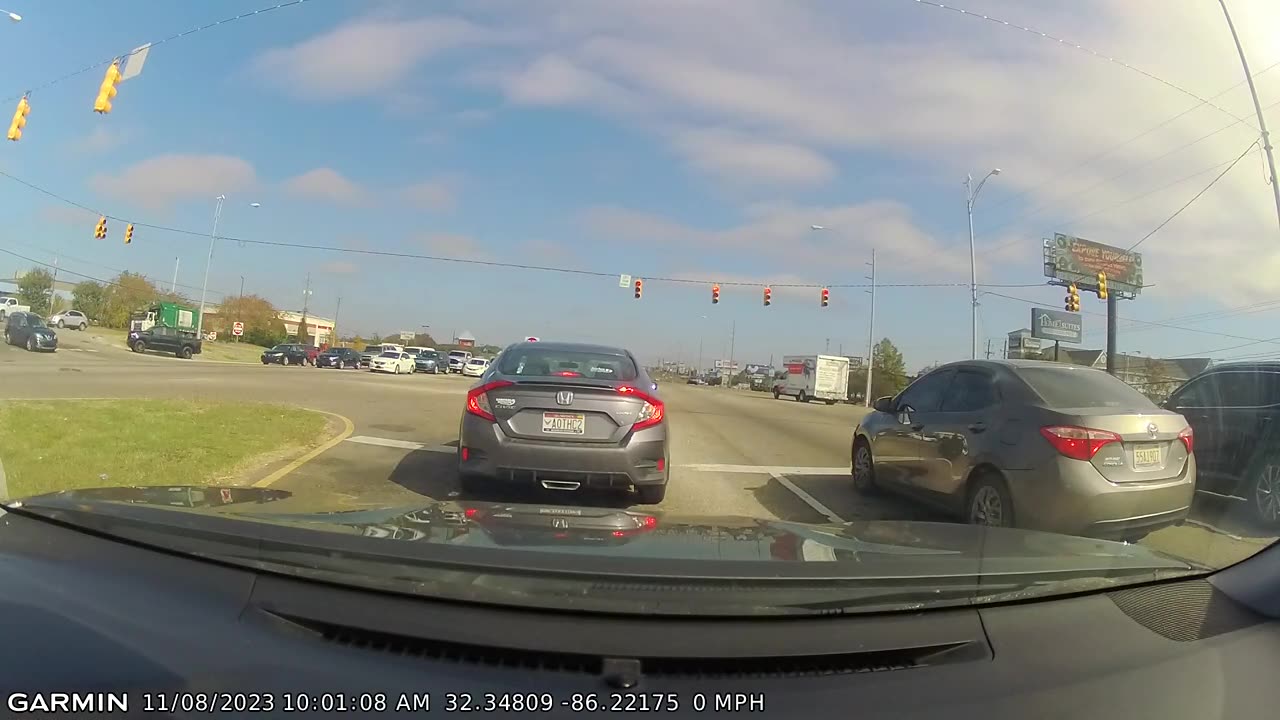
[1031,307,1082,343]
[231,321,244,336]
[1043,233,1142,294]
[219,488,233,504]
[619,274,631,288]
[525,336,539,343]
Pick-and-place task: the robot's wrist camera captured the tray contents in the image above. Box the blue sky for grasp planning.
[3,0,1280,369]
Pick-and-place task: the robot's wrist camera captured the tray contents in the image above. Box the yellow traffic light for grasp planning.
[124,223,134,244]
[1097,272,1108,300]
[1064,283,1080,312]
[94,216,107,239]
[93,62,122,114]
[7,96,29,142]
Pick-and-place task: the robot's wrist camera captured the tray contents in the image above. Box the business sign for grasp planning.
[399,331,415,342]
[713,359,739,371]
[1031,307,1083,344]
[1043,233,1142,294]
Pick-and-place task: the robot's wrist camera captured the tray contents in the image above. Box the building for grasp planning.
[1029,346,1211,401]
[456,331,476,349]
[1005,328,1044,359]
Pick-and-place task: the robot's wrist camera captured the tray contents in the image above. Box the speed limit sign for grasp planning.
[232,321,244,336]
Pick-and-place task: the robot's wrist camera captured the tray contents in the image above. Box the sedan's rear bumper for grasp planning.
[1007,454,1196,539]
[459,414,669,490]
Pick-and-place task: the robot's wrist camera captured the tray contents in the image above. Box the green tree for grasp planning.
[17,268,53,315]
[72,280,108,322]
[850,338,910,401]
[101,272,158,328]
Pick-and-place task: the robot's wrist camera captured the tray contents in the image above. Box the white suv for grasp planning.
[49,310,89,330]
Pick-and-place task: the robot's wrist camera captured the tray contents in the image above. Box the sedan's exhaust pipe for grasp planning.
[540,479,581,491]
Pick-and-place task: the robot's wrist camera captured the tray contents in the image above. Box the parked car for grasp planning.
[261,344,311,366]
[414,350,444,374]
[851,360,1195,541]
[360,343,404,367]
[48,310,89,330]
[457,341,669,504]
[315,347,363,369]
[462,357,490,378]
[128,325,201,359]
[370,350,415,374]
[446,349,472,373]
[3,311,57,352]
[1162,362,1280,527]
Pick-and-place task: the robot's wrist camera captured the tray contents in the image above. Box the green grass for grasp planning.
[93,328,270,363]
[0,399,330,499]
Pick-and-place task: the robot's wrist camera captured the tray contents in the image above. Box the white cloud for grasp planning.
[416,232,491,261]
[69,126,126,154]
[89,154,257,209]
[671,128,836,186]
[283,168,369,206]
[400,180,456,211]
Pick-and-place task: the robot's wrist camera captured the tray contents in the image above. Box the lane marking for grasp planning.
[346,435,453,453]
[771,472,844,523]
[252,410,356,488]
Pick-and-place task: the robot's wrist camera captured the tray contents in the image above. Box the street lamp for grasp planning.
[965,168,1001,360]
[1,10,22,22]
[810,224,876,405]
[196,196,259,336]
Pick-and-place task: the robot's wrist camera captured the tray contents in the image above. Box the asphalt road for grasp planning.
[1,329,1273,568]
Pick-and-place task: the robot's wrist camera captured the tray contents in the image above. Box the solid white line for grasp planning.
[772,473,844,523]
[679,463,851,475]
[345,435,453,453]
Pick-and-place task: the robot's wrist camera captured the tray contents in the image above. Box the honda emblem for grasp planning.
[551,517,569,529]
[556,391,574,406]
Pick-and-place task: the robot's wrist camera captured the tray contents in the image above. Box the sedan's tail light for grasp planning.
[618,385,664,430]
[1178,426,1194,454]
[466,380,513,421]
[1039,425,1122,461]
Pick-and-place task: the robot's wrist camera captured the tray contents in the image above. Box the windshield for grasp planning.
[1,2,1275,620]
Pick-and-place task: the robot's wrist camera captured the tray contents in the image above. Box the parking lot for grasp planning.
[1,331,1272,569]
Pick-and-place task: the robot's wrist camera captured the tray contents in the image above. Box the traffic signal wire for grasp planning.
[0,169,1049,291]
[2,0,319,104]
[904,0,1259,131]
[1125,139,1259,252]
[0,245,230,300]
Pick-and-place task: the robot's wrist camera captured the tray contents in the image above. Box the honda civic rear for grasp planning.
[457,342,670,504]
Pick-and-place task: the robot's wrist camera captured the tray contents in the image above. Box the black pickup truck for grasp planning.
[128,326,202,359]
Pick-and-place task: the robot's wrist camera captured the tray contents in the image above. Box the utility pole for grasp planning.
[985,338,992,359]
[864,249,876,407]
[1219,0,1280,236]
[727,319,736,390]
[234,275,245,342]
[170,257,179,294]
[48,253,59,309]
[825,337,830,353]
[334,296,342,345]
[197,194,226,337]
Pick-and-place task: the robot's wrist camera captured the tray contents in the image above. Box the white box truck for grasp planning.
[774,355,850,405]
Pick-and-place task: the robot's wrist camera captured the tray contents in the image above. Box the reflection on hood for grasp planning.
[8,485,1194,575]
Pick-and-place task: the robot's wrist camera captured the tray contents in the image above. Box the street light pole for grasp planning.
[865,249,876,407]
[196,195,225,337]
[965,168,1001,359]
[1218,0,1280,236]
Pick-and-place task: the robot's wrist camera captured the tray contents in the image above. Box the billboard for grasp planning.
[1031,307,1083,344]
[1043,233,1142,294]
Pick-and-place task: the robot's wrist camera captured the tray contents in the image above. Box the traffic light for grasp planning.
[93,62,122,114]
[1096,272,1108,300]
[763,286,772,306]
[1064,283,1080,312]
[94,216,107,239]
[7,96,29,142]
[820,287,829,307]
[124,223,134,244]
[633,278,643,300]
[711,284,720,304]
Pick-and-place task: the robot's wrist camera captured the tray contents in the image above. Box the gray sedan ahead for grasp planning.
[457,341,670,504]
[852,360,1195,541]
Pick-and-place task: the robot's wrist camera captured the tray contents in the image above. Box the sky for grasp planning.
[3,0,1280,370]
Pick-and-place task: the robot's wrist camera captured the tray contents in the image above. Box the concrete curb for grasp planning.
[251,410,356,488]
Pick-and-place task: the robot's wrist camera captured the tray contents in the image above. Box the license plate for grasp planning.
[542,412,586,435]
[1133,445,1161,468]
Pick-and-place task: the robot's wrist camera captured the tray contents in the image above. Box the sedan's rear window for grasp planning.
[1017,367,1156,409]
[498,349,637,380]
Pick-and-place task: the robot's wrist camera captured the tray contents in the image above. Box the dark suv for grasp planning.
[1164,362,1280,527]
[128,326,202,359]
[4,312,57,352]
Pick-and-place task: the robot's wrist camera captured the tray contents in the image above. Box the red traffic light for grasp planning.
[820,287,829,307]
[633,279,643,300]
[711,284,720,304]
[763,286,772,306]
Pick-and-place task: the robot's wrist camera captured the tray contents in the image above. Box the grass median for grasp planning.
[0,399,331,499]
[87,328,269,363]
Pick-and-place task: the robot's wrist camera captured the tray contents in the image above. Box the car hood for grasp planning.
[8,485,1195,573]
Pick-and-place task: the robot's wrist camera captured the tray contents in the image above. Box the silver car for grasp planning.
[851,360,1195,541]
[457,341,669,504]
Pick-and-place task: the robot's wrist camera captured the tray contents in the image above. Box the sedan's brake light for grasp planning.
[1178,425,1194,454]
[618,385,665,431]
[466,380,514,421]
[1039,425,1122,461]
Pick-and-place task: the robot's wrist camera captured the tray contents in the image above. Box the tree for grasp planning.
[1139,357,1178,404]
[215,294,286,347]
[850,338,909,401]
[17,268,53,315]
[101,272,158,328]
[72,280,108,322]
[411,332,438,347]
